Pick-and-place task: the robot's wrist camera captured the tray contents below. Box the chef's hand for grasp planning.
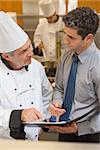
[49,101,66,116]
[46,122,78,134]
[21,107,43,122]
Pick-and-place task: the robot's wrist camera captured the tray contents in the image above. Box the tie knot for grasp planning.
[73,54,79,63]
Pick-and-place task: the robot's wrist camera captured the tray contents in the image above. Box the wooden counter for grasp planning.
[0,139,100,150]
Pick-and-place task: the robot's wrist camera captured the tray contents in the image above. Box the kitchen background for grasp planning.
[0,0,100,141]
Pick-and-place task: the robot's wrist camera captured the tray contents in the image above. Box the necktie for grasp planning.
[60,54,79,121]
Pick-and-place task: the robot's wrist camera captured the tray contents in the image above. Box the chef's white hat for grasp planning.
[39,0,56,17]
[0,11,28,53]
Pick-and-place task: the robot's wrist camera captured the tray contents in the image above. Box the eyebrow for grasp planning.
[22,44,31,52]
[64,32,75,39]
[24,45,30,51]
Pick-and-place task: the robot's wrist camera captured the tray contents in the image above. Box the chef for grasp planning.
[34,0,64,61]
[0,11,53,141]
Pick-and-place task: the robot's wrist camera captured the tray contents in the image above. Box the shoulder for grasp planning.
[30,58,44,69]
[30,58,46,78]
[28,58,46,76]
[59,17,64,27]
[93,49,100,65]
[91,49,100,81]
[37,18,48,27]
[58,17,63,24]
[88,44,100,77]
[56,17,64,30]
[91,43,100,63]
[35,19,48,33]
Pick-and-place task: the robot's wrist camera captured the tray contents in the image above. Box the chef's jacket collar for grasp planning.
[1,56,29,71]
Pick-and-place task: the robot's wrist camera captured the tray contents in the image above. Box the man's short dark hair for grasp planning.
[63,7,99,39]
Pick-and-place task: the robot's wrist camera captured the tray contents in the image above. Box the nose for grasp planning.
[28,46,33,57]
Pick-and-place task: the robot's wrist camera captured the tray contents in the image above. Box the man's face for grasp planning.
[46,12,57,23]
[6,39,33,69]
[63,27,87,54]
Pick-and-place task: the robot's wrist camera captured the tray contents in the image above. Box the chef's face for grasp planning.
[3,39,33,69]
[46,12,57,23]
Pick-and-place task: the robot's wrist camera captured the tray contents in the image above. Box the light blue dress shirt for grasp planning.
[53,42,100,135]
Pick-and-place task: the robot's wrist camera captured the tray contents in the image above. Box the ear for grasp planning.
[2,53,11,61]
[85,33,94,42]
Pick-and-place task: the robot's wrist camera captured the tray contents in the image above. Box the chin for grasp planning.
[26,59,32,65]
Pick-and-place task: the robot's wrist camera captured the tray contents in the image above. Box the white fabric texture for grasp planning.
[39,0,56,17]
[0,58,53,140]
[0,11,28,53]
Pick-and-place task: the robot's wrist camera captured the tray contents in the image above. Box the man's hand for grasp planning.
[21,107,43,122]
[49,102,66,116]
[46,122,78,134]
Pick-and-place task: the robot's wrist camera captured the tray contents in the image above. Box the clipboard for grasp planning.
[22,121,67,127]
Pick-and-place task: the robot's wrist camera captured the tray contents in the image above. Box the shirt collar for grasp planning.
[1,56,29,71]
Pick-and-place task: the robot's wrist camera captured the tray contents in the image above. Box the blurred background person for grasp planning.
[33,0,64,61]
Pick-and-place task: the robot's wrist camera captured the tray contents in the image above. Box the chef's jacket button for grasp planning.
[7,73,9,75]
[35,135,37,138]
[29,85,32,87]
[14,88,17,91]
[20,104,22,107]
[89,128,94,133]
[31,102,34,104]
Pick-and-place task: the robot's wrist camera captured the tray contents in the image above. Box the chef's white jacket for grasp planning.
[34,17,64,61]
[0,58,53,140]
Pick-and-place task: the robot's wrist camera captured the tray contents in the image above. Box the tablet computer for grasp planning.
[22,121,67,127]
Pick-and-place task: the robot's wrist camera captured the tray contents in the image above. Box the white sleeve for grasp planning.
[34,19,45,47]
[0,105,12,128]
